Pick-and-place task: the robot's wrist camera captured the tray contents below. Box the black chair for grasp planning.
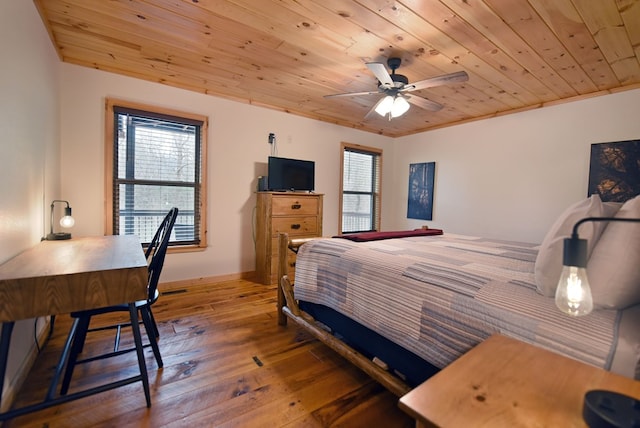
[60,207,178,397]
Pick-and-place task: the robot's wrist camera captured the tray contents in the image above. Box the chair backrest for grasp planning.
[145,207,178,301]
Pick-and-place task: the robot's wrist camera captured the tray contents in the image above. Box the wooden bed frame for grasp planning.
[276,233,412,397]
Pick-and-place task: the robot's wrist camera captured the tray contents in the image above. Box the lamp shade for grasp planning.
[391,96,410,117]
[375,95,411,118]
[374,95,394,116]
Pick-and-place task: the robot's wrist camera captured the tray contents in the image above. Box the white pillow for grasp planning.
[534,195,620,296]
[588,195,640,309]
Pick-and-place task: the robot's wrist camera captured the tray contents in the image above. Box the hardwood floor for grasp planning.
[5,279,415,427]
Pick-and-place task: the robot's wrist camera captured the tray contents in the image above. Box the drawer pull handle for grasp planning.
[291,204,301,209]
[289,262,296,268]
[291,224,301,230]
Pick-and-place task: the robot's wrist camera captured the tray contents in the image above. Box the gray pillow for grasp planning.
[588,195,640,309]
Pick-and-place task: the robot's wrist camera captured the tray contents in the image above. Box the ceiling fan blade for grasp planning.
[406,94,443,112]
[324,90,380,98]
[366,62,393,87]
[403,70,469,91]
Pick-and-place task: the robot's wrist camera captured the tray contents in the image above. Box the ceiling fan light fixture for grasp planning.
[375,95,394,116]
[391,95,410,117]
[375,95,410,118]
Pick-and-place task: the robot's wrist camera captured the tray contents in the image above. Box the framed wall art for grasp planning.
[407,162,435,220]
[588,139,640,202]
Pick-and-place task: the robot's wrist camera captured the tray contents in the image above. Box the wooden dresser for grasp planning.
[255,192,323,284]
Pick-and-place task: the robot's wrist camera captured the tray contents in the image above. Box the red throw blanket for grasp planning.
[334,228,443,242]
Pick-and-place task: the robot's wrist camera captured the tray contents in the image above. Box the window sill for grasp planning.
[166,244,207,254]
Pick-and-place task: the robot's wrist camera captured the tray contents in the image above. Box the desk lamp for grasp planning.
[555,216,640,428]
[44,200,75,240]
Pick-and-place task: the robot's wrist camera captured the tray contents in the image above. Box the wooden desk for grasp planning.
[0,235,149,421]
[0,235,147,321]
[399,334,640,427]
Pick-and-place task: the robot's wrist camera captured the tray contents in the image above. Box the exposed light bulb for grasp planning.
[60,215,75,228]
[60,205,75,228]
[554,235,592,317]
[555,265,593,316]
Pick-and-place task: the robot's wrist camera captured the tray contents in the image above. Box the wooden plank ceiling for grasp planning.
[35,0,640,137]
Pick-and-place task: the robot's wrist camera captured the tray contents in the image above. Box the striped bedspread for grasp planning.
[293,234,640,379]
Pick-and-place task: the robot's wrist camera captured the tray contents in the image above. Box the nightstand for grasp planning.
[399,334,640,427]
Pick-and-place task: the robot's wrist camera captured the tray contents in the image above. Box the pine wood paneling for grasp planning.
[34,0,640,137]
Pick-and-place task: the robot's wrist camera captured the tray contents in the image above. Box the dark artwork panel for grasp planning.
[407,162,435,220]
[588,140,640,202]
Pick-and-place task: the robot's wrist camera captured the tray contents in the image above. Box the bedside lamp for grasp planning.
[554,216,640,428]
[45,200,75,241]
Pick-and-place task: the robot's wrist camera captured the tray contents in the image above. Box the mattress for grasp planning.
[293,233,640,379]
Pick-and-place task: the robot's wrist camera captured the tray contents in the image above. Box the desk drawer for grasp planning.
[271,216,318,236]
[272,196,319,216]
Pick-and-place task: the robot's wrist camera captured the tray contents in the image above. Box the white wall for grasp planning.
[0,1,61,408]
[59,64,393,282]
[392,89,640,243]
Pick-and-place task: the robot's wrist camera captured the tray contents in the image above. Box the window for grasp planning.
[340,143,382,233]
[105,99,207,249]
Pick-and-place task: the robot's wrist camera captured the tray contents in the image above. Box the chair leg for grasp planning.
[140,307,163,368]
[147,308,160,340]
[60,315,91,395]
[129,303,151,408]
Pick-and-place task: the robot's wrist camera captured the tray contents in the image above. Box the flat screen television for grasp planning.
[268,156,315,192]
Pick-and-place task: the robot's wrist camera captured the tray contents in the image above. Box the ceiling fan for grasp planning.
[324,57,468,120]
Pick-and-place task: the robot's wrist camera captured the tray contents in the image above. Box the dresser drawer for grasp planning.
[271,216,319,236]
[272,196,319,216]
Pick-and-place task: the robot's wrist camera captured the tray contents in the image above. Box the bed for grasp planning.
[276,197,640,396]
